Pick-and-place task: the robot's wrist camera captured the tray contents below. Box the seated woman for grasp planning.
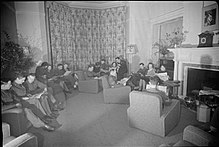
[24,73,59,118]
[52,63,71,93]
[146,62,156,77]
[108,62,118,87]
[156,64,169,84]
[2,76,56,131]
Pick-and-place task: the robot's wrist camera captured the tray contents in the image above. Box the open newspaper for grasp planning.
[156,72,169,81]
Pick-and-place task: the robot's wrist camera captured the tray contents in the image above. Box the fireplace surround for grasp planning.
[169,47,219,97]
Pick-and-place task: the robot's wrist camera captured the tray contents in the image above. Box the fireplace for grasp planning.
[187,67,219,96]
[169,47,219,97]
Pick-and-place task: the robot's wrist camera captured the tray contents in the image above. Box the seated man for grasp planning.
[52,63,71,93]
[63,63,78,89]
[24,73,59,118]
[99,59,110,76]
[144,76,171,108]
[86,64,100,79]
[2,77,55,131]
[36,62,66,110]
[137,63,148,91]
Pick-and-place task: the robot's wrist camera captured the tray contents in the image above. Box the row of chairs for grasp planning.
[75,70,181,137]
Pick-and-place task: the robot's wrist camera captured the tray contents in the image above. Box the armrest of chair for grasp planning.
[161,99,180,136]
[2,107,23,114]
[104,85,131,93]
[2,104,17,112]
[4,133,38,147]
[2,107,32,137]
[2,123,10,139]
[183,125,215,146]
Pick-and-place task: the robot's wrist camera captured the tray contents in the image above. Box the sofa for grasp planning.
[2,122,38,147]
[127,91,180,137]
[159,125,216,146]
[2,105,32,137]
[75,70,102,94]
[101,75,131,104]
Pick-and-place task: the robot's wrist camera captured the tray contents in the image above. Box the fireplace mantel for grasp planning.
[169,47,219,96]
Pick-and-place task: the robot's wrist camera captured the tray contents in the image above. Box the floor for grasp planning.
[28,89,204,147]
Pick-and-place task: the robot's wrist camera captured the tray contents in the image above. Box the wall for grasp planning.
[127,1,218,73]
[1,1,18,44]
[15,1,48,72]
[12,1,218,73]
[127,1,184,72]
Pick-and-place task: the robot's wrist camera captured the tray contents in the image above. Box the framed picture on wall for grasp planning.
[202,3,219,32]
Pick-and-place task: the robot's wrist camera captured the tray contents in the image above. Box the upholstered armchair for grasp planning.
[2,105,32,137]
[159,125,216,146]
[2,122,38,147]
[101,75,131,104]
[75,71,102,94]
[127,91,180,137]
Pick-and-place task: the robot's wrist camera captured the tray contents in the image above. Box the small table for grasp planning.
[163,80,180,98]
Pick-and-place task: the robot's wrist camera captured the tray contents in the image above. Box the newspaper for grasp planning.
[156,72,169,81]
[22,91,45,100]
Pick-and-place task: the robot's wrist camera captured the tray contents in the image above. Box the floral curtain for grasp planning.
[46,2,127,70]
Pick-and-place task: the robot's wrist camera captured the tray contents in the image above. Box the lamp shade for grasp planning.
[126,44,137,54]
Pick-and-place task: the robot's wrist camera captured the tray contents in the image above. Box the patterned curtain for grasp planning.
[46,2,127,70]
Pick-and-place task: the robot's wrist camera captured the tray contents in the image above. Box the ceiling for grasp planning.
[57,1,127,9]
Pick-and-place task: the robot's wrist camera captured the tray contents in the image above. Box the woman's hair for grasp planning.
[149,76,159,85]
[115,57,120,60]
[27,73,35,77]
[111,62,117,66]
[41,62,49,67]
[57,63,63,67]
[147,62,154,69]
[139,63,144,66]
[88,64,95,69]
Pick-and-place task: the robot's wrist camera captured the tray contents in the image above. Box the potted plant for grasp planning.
[166,28,188,48]
[1,31,35,79]
[153,39,170,57]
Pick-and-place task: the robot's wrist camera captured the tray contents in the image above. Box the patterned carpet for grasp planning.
[29,90,204,147]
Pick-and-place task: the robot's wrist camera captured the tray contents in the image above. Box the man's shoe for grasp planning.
[43,125,55,132]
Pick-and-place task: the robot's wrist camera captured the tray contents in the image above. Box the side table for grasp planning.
[163,80,180,98]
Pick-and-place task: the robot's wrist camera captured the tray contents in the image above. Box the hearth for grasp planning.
[187,67,219,96]
[169,47,219,97]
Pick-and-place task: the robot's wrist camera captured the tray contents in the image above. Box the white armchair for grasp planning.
[2,122,38,147]
[127,91,180,137]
